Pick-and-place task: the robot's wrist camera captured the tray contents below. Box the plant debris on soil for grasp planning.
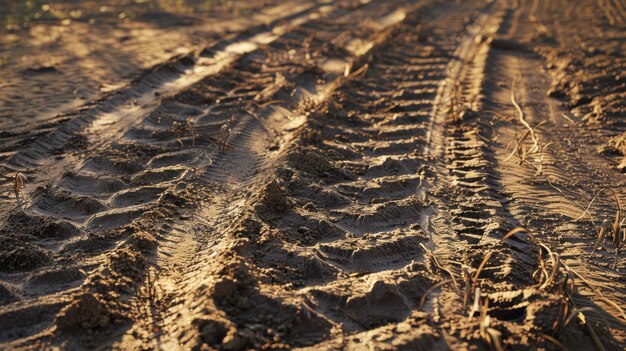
[0,0,625,350]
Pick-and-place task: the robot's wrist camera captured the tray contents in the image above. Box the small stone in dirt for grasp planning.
[197,318,228,345]
[212,278,238,299]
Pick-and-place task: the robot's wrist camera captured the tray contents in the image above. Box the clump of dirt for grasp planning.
[254,180,290,219]
[193,316,231,346]
[56,293,116,330]
[189,249,335,350]
[128,231,158,253]
[345,281,412,329]
[53,230,155,343]
[107,247,147,287]
[524,294,564,332]
[0,236,52,272]
[156,190,187,209]
[215,294,333,349]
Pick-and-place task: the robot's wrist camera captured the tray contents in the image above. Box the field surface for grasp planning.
[0,0,625,350]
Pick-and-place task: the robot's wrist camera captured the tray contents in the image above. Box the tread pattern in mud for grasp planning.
[0,0,436,348]
[0,0,625,350]
[179,2,505,349]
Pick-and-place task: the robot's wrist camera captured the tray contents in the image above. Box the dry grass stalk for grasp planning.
[575,188,607,222]
[219,124,231,153]
[501,228,620,349]
[528,0,549,33]
[537,247,607,350]
[462,265,472,308]
[479,297,504,351]
[502,227,535,242]
[505,78,548,175]
[511,78,538,152]
[13,172,28,201]
[577,311,607,351]
[592,224,608,254]
[463,251,493,316]
[418,279,452,309]
[472,252,493,287]
[609,190,624,258]
[468,287,481,319]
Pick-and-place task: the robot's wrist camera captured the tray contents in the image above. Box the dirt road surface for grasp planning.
[0,0,625,350]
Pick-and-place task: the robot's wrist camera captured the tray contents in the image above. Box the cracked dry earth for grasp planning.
[1,0,625,350]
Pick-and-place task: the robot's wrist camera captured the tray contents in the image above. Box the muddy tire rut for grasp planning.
[1,0,625,350]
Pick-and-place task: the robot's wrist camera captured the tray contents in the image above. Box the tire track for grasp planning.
[126,2,425,348]
[0,2,414,348]
[0,1,346,223]
[162,2,502,349]
[484,36,626,346]
[424,0,625,348]
[1,0,341,172]
[0,0,403,347]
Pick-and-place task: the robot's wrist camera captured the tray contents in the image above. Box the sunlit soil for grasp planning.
[0,0,624,350]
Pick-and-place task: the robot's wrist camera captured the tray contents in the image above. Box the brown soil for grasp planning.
[0,0,625,350]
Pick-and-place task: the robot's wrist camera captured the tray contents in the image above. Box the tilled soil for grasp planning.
[0,0,625,350]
